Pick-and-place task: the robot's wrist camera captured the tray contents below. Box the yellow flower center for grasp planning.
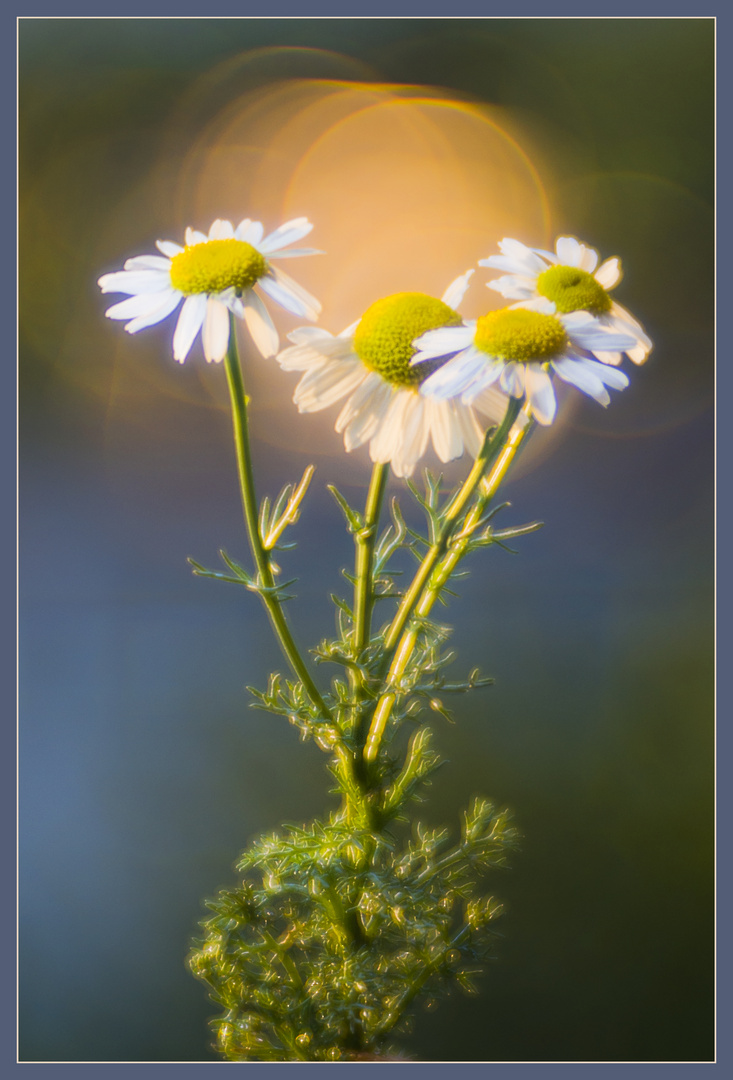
[353,292,463,388]
[169,239,267,295]
[474,308,567,362]
[536,264,611,315]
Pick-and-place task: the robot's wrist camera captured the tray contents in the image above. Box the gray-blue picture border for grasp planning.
[11,2,724,1077]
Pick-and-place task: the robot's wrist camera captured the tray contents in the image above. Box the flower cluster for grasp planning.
[97,216,653,1063]
[99,221,651,472]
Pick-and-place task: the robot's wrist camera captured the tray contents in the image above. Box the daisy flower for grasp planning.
[98,217,321,362]
[480,235,652,365]
[411,298,638,426]
[276,272,507,478]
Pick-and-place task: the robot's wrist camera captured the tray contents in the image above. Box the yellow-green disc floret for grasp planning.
[536,264,612,315]
[353,292,463,388]
[474,308,568,362]
[169,239,267,295]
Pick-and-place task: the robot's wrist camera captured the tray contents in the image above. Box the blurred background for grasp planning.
[19,17,714,1063]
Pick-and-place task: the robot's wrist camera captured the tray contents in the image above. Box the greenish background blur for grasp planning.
[19,18,713,1063]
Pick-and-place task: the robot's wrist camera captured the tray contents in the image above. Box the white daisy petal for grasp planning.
[480,238,548,276]
[592,349,624,367]
[579,358,629,390]
[340,320,362,338]
[278,329,356,373]
[235,219,264,245]
[562,312,636,352]
[202,297,231,363]
[426,396,452,462]
[259,217,313,254]
[453,401,485,459]
[207,219,235,240]
[286,326,336,347]
[106,288,179,325]
[335,371,385,434]
[420,347,489,401]
[156,239,184,258]
[279,347,350,374]
[339,377,394,450]
[552,355,610,406]
[572,325,637,353]
[524,364,557,426]
[552,237,582,266]
[98,269,171,295]
[486,274,537,299]
[627,343,650,365]
[397,394,431,474]
[258,273,312,318]
[459,361,503,404]
[601,311,637,338]
[268,247,323,259]
[278,350,328,376]
[242,290,279,358]
[123,255,172,271]
[104,291,174,321]
[608,301,648,337]
[219,287,243,315]
[555,236,598,273]
[412,324,475,361]
[577,244,599,273]
[595,257,622,289]
[609,301,653,359]
[440,269,474,309]
[173,294,207,363]
[369,392,411,467]
[124,291,183,335]
[471,385,511,427]
[499,362,525,398]
[294,358,365,413]
[429,398,463,462]
[185,228,208,246]
[511,296,557,315]
[272,265,321,317]
[262,266,321,320]
[479,254,524,274]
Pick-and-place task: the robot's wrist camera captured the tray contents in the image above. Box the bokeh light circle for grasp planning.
[176,76,551,468]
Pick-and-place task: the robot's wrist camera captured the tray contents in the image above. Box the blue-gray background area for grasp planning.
[19,18,713,1063]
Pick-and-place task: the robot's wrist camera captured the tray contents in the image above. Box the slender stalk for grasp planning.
[353,463,389,658]
[222,317,331,720]
[380,397,522,666]
[364,402,532,766]
[349,463,389,757]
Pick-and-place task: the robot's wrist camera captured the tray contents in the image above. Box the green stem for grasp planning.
[364,400,532,766]
[353,463,389,659]
[348,463,389,755]
[222,317,331,720]
[380,397,522,665]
